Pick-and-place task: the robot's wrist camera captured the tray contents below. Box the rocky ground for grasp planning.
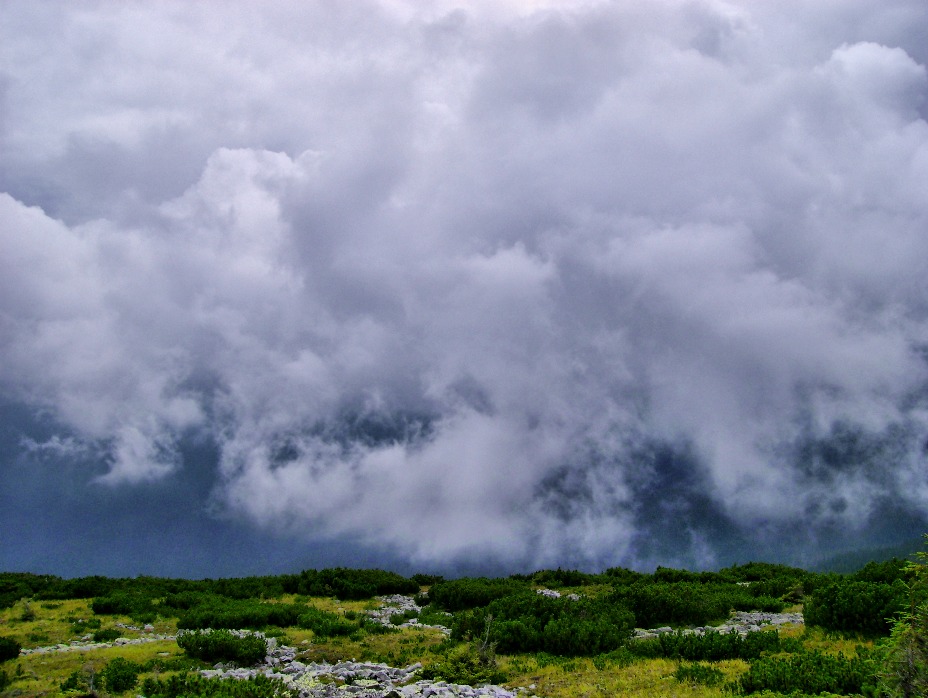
[631,610,805,639]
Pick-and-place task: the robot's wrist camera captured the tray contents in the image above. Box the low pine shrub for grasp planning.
[177,600,304,630]
[612,581,782,628]
[730,648,878,695]
[296,607,356,637]
[92,628,122,642]
[141,672,296,698]
[429,578,527,612]
[92,591,157,622]
[283,568,418,600]
[19,600,36,621]
[805,579,907,636]
[420,642,505,686]
[452,592,633,656]
[0,636,21,663]
[60,668,89,693]
[176,629,268,666]
[629,628,781,661]
[100,657,141,694]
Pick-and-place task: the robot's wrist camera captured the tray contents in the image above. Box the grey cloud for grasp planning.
[2,0,928,573]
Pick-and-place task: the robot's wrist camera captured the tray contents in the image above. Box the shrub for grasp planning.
[283,568,418,599]
[429,578,528,612]
[0,636,21,663]
[611,581,783,628]
[451,592,634,656]
[879,612,928,698]
[19,600,36,621]
[141,672,295,698]
[176,629,268,666]
[420,642,505,686]
[878,537,928,697]
[296,607,356,637]
[855,558,910,585]
[730,649,877,695]
[92,628,122,642]
[91,591,157,622]
[805,579,907,635]
[411,574,444,587]
[529,568,597,588]
[100,657,141,694]
[60,668,90,693]
[629,628,781,661]
[177,600,304,630]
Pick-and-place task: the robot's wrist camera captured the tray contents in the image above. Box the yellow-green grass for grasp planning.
[499,655,749,698]
[797,625,876,656]
[281,594,380,615]
[1,599,100,649]
[293,625,448,665]
[3,639,181,697]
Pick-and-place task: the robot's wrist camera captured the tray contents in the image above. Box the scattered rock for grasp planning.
[366,595,451,635]
[631,610,804,640]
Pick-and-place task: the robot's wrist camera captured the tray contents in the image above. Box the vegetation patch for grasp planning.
[0,636,21,663]
[176,629,268,666]
[672,661,725,686]
[141,672,296,698]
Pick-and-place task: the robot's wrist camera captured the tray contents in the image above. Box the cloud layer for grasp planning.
[2,0,928,572]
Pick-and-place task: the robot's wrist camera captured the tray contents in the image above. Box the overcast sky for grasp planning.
[2,0,928,578]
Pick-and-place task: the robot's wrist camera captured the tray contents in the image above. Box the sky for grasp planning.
[2,0,928,579]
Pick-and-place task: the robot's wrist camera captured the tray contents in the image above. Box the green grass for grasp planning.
[501,654,749,698]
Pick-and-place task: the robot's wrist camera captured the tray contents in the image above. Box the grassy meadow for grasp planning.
[0,559,918,698]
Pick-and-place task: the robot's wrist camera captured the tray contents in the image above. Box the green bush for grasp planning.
[611,581,783,628]
[176,629,268,666]
[177,600,305,630]
[877,538,928,697]
[281,568,418,600]
[628,629,781,661]
[91,591,157,622]
[805,579,907,636]
[730,648,877,695]
[0,636,21,663]
[19,600,36,621]
[430,578,528,612]
[60,668,89,693]
[92,628,122,642]
[529,568,599,588]
[100,657,141,694]
[411,574,444,587]
[451,592,634,656]
[141,672,296,698]
[0,668,9,691]
[70,617,102,634]
[296,607,356,637]
[420,642,505,686]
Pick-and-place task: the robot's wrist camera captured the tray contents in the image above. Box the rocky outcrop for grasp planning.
[366,595,451,634]
[632,611,804,640]
[19,633,176,655]
[203,646,530,698]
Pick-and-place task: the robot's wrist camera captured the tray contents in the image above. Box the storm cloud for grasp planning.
[2,0,928,575]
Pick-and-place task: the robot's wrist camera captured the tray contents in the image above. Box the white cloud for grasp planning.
[2,0,928,567]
